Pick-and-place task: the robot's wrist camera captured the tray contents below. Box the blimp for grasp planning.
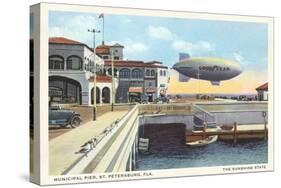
[172,53,242,86]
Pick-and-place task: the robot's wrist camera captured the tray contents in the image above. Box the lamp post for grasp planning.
[111,50,116,111]
[88,28,100,121]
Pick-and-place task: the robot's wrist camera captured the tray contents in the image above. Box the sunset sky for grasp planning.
[49,11,268,94]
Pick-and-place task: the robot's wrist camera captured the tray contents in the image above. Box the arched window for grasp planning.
[132,69,143,79]
[49,55,64,70]
[146,69,150,76]
[163,70,166,76]
[151,70,155,76]
[119,68,130,78]
[160,70,163,76]
[102,87,110,103]
[66,55,82,70]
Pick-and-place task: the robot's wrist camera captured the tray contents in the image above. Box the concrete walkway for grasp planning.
[49,111,128,175]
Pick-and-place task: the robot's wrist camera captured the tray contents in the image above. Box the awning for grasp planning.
[145,88,156,93]
[129,87,143,93]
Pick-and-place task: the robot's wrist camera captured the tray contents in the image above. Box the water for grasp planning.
[136,124,268,171]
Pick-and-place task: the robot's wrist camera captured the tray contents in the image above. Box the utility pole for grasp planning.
[111,50,115,111]
[88,29,100,121]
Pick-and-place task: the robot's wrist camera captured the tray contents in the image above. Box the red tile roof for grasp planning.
[49,37,82,45]
[89,75,112,83]
[95,45,110,54]
[145,61,163,65]
[49,37,94,52]
[104,60,168,68]
[95,43,124,55]
[256,82,268,91]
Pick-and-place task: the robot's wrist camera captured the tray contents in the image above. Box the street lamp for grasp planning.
[110,50,117,111]
[88,28,100,121]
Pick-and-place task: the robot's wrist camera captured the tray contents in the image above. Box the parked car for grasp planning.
[156,96,170,104]
[49,106,81,128]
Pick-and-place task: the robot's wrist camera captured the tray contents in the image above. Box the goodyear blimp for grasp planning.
[172,53,242,86]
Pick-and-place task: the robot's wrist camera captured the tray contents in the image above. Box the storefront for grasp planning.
[128,87,143,102]
[145,88,156,102]
[49,76,82,104]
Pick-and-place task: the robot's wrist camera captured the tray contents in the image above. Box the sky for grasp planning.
[48,11,268,94]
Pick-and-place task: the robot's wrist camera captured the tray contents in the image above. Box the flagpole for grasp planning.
[101,14,104,45]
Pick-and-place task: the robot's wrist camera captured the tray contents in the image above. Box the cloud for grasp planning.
[49,26,65,37]
[146,25,173,41]
[232,52,244,62]
[124,39,149,57]
[108,39,149,59]
[126,42,148,54]
[49,15,100,45]
[172,40,216,56]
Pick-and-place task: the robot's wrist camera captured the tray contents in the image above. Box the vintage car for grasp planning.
[49,106,81,128]
[155,96,170,104]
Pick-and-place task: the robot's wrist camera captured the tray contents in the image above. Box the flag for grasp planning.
[98,13,104,19]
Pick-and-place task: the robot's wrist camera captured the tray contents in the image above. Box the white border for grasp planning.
[33,2,274,185]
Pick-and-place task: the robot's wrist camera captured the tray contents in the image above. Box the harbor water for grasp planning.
[136,124,268,171]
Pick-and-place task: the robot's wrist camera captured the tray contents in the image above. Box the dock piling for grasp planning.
[264,121,267,140]
[203,122,207,139]
[233,122,237,144]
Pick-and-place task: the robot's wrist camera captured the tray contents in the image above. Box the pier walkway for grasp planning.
[49,110,128,175]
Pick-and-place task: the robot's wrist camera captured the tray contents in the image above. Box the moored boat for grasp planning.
[186,135,218,147]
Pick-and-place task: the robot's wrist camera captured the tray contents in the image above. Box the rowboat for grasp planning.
[186,135,218,147]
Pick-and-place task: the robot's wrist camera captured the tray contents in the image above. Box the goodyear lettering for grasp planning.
[199,66,230,71]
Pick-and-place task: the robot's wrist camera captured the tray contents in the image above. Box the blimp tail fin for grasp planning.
[179,53,190,61]
[179,72,190,82]
[211,81,220,86]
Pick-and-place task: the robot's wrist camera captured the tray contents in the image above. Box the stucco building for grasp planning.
[103,60,169,103]
[48,37,116,106]
[256,82,268,101]
[95,43,124,60]
[46,37,169,105]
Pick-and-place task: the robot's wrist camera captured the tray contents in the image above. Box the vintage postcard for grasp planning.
[30,3,274,185]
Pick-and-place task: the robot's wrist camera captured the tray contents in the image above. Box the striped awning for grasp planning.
[129,87,143,93]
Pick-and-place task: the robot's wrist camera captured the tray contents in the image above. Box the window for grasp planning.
[151,70,155,76]
[114,56,119,60]
[132,69,143,79]
[148,82,152,87]
[163,70,166,76]
[160,70,163,76]
[119,68,130,78]
[66,55,82,70]
[146,69,150,76]
[103,56,109,60]
[49,55,64,70]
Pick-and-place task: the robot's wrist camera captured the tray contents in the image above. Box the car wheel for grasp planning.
[70,116,81,128]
